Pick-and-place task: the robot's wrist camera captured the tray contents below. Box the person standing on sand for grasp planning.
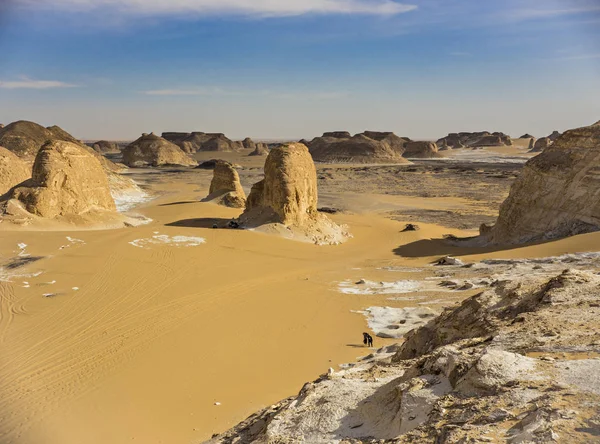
[363,332,373,347]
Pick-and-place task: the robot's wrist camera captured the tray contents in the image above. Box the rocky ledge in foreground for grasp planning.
[208,269,600,443]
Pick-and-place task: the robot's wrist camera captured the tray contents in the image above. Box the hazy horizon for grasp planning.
[0,0,599,140]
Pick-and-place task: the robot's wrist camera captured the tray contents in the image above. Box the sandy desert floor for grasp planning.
[2,145,599,444]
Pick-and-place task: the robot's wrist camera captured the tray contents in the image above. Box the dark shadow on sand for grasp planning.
[346,344,369,348]
[393,236,557,259]
[4,256,44,270]
[166,218,233,229]
[159,201,197,207]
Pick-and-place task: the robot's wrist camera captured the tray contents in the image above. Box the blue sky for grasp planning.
[0,0,599,140]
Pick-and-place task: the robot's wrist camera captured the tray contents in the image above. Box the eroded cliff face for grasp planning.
[482,121,600,245]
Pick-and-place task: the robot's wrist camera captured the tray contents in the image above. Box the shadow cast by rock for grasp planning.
[166,218,235,229]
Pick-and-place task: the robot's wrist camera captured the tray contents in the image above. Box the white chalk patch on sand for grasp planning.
[112,185,153,213]
[129,235,206,249]
[16,243,29,257]
[72,287,79,291]
[60,236,86,250]
[353,306,438,338]
[0,270,42,283]
[339,280,420,295]
[378,266,424,273]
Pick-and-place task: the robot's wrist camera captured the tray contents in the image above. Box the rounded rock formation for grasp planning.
[240,143,350,244]
[92,140,120,154]
[6,140,116,218]
[203,161,246,208]
[249,143,269,156]
[402,141,442,158]
[480,121,600,244]
[242,137,257,150]
[0,147,30,195]
[531,137,552,152]
[123,133,197,167]
[0,120,78,159]
[309,132,408,164]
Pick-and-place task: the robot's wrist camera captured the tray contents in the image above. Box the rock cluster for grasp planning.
[308,131,408,163]
[4,140,116,218]
[248,143,269,156]
[239,143,350,244]
[436,131,512,148]
[123,133,197,167]
[0,147,30,195]
[203,160,246,208]
[208,269,600,443]
[481,121,600,244]
[162,132,241,153]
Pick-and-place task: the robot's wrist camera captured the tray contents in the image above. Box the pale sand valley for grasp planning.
[1,122,600,444]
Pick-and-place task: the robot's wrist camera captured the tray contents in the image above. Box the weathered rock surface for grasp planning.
[548,130,562,141]
[123,133,197,167]
[239,143,350,244]
[481,121,600,244]
[309,132,408,164]
[91,140,120,154]
[0,147,30,195]
[162,131,241,153]
[322,131,351,139]
[3,140,116,218]
[403,141,442,158]
[202,161,246,208]
[437,131,512,149]
[520,133,534,139]
[208,269,600,443]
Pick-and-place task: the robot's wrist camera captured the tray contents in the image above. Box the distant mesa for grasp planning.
[2,140,116,219]
[123,133,197,167]
[307,131,409,163]
[162,131,241,153]
[241,137,257,150]
[202,160,246,208]
[436,131,512,149]
[239,142,350,244]
[481,121,600,245]
[91,140,120,154]
[0,146,30,196]
[403,141,442,158]
[519,133,534,139]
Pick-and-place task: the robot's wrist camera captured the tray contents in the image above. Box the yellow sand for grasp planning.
[2,159,600,444]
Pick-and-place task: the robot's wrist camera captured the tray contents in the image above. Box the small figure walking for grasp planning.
[363,332,373,347]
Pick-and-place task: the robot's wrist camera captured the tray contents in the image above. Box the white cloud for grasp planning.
[0,79,78,89]
[18,0,418,17]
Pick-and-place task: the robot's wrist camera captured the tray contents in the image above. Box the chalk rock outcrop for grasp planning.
[0,147,30,195]
[519,133,534,139]
[91,140,120,154]
[309,132,408,164]
[209,269,600,443]
[5,140,116,218]
[402,141,442,158]
[481,121,600,244]
[241,137,256,150]
[239,143,350,244]
[203,161,246,208]
[123,133,197,167]
[437,131,512,149]
[322,131,352,139]
[162,132,241,153]
[530,136,552,152]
